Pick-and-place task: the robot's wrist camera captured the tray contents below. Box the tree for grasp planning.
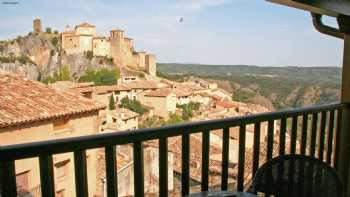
[79,68,120,86]
[177,102,201,120]
[167,113,183,125]
[59,65,70,81]
[109,94,116,110]
[51,37,58,47]
[54,30,59,34]
[86,50,93,60]
[119,97,148,115]
[41,65,71,84]
[46,27,52,34]
[140,117,166,128]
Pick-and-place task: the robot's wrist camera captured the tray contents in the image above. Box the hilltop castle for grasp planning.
[60,22,156,76]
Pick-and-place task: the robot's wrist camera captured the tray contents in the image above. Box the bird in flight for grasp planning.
[179,17,184,23]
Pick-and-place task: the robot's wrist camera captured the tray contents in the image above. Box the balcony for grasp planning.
[0,102,347,197]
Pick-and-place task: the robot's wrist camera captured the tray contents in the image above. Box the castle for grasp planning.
[60,22,156,76]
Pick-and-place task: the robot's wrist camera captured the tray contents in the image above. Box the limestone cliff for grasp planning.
[0,32,115,81]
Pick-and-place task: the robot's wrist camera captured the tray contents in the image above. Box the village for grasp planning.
[0,20,286,197]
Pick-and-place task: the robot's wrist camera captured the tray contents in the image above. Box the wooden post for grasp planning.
[337,14,350,197]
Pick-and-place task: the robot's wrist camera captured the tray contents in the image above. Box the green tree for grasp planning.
[109,94,116,110]
[79,68,120,86]
[86,50,93,60]
[119,97,148,115]
[167,113,183,125]
[51,37,59,47]
[59,65,70,81]
[54,30,59,34]
[41,65,71,84]
[140,117,166,128]
[46,27,52,34]
[177,102,201,120]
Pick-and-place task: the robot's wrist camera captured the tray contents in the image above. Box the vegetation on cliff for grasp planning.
[79,68,120,86]
[42,65,71,84]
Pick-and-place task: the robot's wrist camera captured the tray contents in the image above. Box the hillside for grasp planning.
[157,63,341,110]
[0,31,115,81]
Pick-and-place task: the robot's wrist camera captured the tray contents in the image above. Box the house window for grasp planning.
[16,171,29,192]
[53,119,70,131]
[113,118,117,123]
[55,160,70,181]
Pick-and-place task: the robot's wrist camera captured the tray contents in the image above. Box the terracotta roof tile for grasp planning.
[122,80,158,90]
[144,88,174,97]
[0,74,105,128]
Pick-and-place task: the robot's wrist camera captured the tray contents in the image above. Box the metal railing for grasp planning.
[0,102,346,197]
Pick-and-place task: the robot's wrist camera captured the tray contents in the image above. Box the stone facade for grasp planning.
[61,22,156,75]
[33,18,42,33]
[145,54,156,76]
[0,74,105,197]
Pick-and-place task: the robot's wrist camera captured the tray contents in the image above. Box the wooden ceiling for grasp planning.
[267,0,350,17]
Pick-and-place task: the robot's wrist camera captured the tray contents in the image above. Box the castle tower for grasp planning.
[145,54,156,76]
[33,18,42,33]
[110,29,125,66]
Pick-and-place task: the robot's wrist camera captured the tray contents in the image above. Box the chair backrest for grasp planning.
[249,154,343,197]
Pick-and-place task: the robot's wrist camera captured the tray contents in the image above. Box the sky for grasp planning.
[0,0,344,67]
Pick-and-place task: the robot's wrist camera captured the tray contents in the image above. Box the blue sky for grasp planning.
[0,0,343,67]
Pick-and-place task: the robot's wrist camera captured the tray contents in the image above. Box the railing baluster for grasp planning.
[201,130,210,191]
[74,149,88,197]
[221,127,230,191]
[133,142,144,197]
[0,160,17,197]
[237,124,246,192]
[290,116,298,154]
[318,111,327,161]
[105,145,117,197]
[39,154,55,197]
[334,109,343,170]
[252,122,261,176]
[301,114,308,155]
[159,138,168,197]
[182,134,190,196]
[267,120,274,161]
[309,113,318,157]
[279,118,287,155]
[326,110,335,165]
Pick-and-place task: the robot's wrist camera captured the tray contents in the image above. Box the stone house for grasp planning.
[101,108,139,132]
[0,74,105,197]
[138,89,177,120]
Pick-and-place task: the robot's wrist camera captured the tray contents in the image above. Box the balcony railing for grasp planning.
[0,102,346,197]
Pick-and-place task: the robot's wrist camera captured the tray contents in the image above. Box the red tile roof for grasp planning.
[215,101,238,109]
[123,80,158,90]
[0,74,105,128]
[144,88,174,97]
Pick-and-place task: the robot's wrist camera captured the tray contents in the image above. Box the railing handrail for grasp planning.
[0,102,345,161]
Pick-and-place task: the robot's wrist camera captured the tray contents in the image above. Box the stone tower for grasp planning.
[33,18,42,33]
[110,29,125,66]
[145,54,156,76]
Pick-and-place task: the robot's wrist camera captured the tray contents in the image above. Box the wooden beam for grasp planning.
[338,15,350,197]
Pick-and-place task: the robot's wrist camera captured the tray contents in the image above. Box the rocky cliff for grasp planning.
[0,32,115,81]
